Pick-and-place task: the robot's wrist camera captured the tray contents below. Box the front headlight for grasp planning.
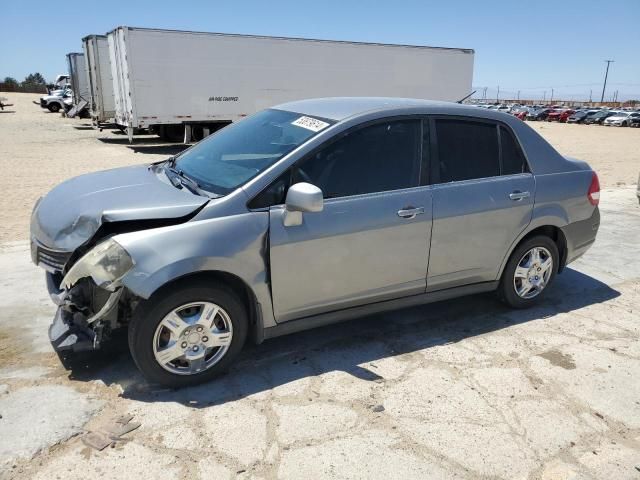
[62,239,134,291]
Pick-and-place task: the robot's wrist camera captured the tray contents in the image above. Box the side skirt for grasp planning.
[262,281,499,340]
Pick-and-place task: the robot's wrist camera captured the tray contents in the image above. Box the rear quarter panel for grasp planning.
[496,117,598,276]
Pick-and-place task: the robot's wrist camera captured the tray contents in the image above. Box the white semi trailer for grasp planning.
[66,52,89,107]
[107,26,474,142]
[82,35,115,125]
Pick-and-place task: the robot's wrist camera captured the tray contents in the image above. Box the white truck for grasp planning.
[107,26,474,142]
[82,35,115,126]
[39,88,72,113]
[66,52,90,112]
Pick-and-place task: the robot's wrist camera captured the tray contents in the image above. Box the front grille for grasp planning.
[36,245,72,272]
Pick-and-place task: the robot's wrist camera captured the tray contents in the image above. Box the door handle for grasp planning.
[397,206,425,219]
[509,191,530,201]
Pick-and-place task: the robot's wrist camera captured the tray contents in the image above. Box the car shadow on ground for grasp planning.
[66,268,619,406]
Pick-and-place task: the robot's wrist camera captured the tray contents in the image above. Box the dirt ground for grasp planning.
[1,92,639,244]
[0,92,639,479]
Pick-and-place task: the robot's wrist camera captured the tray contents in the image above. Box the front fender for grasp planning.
[115,211,276,328]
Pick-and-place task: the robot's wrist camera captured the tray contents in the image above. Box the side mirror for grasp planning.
[283,182,323,227]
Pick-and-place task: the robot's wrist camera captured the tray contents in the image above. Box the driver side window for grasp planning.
[299,120,421,199]
[248,119,421,208]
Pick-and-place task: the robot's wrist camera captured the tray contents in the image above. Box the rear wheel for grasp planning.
[498,235,559,308]
[158,124,185,142]
[129,283,248,387]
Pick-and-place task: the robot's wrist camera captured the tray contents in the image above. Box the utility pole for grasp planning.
[601,60,614,102]
[496,86,500,103]
[482,87,487,101]
[550,88,554,104]
[543,91,546,102]
[589,89,592,102]
[517,90,520,101]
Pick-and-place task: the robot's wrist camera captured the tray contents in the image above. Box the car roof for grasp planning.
[274,97,494,122]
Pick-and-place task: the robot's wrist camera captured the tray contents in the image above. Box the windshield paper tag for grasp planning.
[291,116,329,132]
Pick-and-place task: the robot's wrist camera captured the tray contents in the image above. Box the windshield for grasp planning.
[174,109,334,195]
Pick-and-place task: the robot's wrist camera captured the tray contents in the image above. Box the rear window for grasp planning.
[435,119,499,182]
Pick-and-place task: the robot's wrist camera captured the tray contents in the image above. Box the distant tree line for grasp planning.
[1,73,48,93]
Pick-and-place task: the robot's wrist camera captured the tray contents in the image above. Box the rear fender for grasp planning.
[496,203,569,280]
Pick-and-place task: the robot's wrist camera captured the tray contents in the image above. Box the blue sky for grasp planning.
[2,0,639,101]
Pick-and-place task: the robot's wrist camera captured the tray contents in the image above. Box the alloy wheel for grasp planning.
[152,302,233,375]
[513,246,553,299]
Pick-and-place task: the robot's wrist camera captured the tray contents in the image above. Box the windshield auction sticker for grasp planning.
[291,116,330,132]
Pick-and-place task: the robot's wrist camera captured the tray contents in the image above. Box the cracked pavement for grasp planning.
[0,186,638,479]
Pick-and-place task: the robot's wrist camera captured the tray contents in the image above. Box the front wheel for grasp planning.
[128,283,248,387]
[498,235,559,309]
[47,103,60,113]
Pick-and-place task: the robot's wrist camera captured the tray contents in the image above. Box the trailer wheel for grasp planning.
[158,124,185,143]
[191,126,205,142]
[47,103,61,113]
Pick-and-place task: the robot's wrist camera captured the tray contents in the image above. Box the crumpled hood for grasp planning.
[31,164,208,251]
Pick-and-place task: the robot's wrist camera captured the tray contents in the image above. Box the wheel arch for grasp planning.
[498,224,568,279]
[140,269,264,345]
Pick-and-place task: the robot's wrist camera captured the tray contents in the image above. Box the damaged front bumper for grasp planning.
[47,272,122,354]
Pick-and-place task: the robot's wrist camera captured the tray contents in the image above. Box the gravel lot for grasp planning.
[0,93,639,479]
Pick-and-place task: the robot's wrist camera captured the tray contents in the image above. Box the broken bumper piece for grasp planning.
[49,307,97,353]
[47,275,123,356]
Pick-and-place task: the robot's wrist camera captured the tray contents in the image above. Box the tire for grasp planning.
[158,124,185,143]
[498,235,559,309]
[128,282,248,387]
[47,103,61,113]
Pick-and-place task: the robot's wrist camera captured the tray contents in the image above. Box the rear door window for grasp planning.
[435,119,499,182]
[500,126,528,175]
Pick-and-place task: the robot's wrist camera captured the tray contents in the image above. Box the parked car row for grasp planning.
[475,103,640,128]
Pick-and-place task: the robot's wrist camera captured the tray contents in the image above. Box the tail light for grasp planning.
[587,172,600,206]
